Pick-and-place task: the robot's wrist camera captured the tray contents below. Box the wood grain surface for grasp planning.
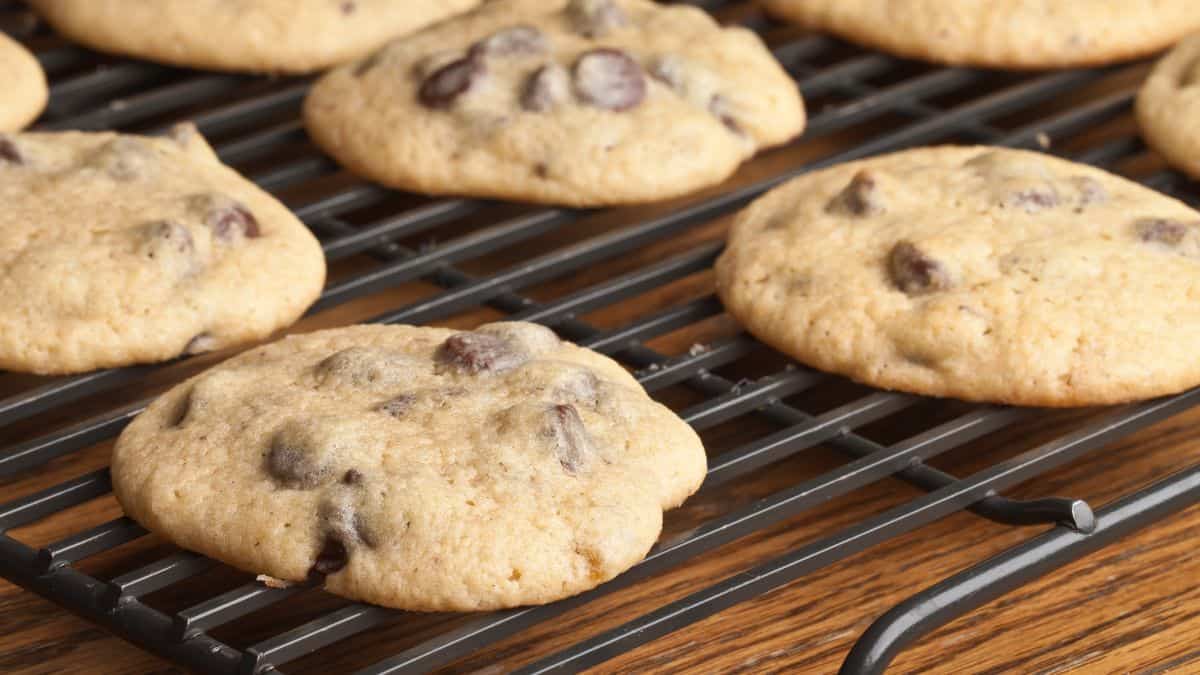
[3,3,1200,674]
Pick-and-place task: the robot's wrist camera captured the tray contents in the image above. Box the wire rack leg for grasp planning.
[839,463,1200,675]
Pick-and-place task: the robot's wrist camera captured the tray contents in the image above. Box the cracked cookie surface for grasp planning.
[303,0,805,206]
[761,0,1200,69]
[27,0,481,74]
[716,146,1200,406]
[1137,33,1200,182]
[0,126,325,374]
[112,322,707,611]
[0,32,46,131]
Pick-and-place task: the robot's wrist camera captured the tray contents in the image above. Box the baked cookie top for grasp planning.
[26,0,482,74]
[1137,33,1200,181]
[304,0,806,206]
[112,322,707,611]
[0,32,47,131]
[0,126,325,374]
[761,0,1200,69]
[716,146,1200,407]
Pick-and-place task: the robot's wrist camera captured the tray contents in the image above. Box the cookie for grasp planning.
[112,322,707,611]
[716,146,1200,407]
[761,0,1200,69]
[1137,33,1200,181]
[0,32,47,131]
[26,0,483,74]
[0,125,325,374]
[303,0,806,207]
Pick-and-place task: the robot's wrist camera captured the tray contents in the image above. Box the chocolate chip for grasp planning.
[522,64,571,112]
[566,0,629,38]
[315,347,411,388]
[340,0,356,14]
[207,200,260,241]
[0,136,23,164]
[1071,176,1107,209]
[419,56,486,109]
[438,332,528,374]
[829,170,886,216]
[377,394,416,418]
[547,404,595,475]
[573,49,646,112]
[708,95,743,135]
[471,25,547,59]
[183,333,217,356]
[266,423,335,490]
[309,536,349,577]
[888,241,951,295]
[1003,186,1060,213]
[1135,218,1193,246]
[343,469,364,485]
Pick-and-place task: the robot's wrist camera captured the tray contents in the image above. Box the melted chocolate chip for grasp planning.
[343,469,364,485]
[470,25,547,59]
[829,170,886,216]
[419,56,486,109]
[309,537,349,577]
[566,0,629,38]
[522,64,571,112]
[205,199,261,241]
[709,95,743,135]
[548,404,595,475]
[1135,218,1192,246]
[0,136,23,164]
[438,332,527,374]
[266,423,335,490]
[1003,186,1060,213]
[888,241,951,295]
[573,49,646,112]
[183,333,217,356]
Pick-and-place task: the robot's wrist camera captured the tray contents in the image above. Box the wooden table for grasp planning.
[3,5,1200,674]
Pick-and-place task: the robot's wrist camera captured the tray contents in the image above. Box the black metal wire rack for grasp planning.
[2,1,1200,673]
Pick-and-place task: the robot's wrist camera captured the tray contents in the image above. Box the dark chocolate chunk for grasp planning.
[419,56,486,109]
[266,423,335,490]
[566,0,629,38]
[888,241,951,295]
[573,49,646,112]
[547,404,595,475]
[309,536,349,577]
[829,170,886,216]
[471,25,547,58]
[1003,185,1060,213]
[522,64,571,112]
[1135,218,1192,246]
[343,469,364,485]
[438,332,527,374]
[0,136,23,164]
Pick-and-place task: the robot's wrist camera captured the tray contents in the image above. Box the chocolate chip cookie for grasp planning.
[112,322,707,611]
[26,0,482,74]
[716,146,1200,406]
[0,125,325,374]
[1137,33,1200,181]
[0,32,47,131]
[303,0,806,206]
[761,0,1200,69]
